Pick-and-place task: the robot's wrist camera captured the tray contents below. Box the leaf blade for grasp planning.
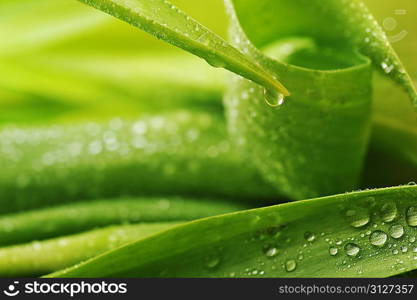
[77,0,289,96]
[48,186,417,278]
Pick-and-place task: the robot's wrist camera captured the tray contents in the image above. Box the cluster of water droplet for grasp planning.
[328,200,417,274]
[229,196,417,277]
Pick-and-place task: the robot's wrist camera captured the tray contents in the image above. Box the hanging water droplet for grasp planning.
[285,259,297,272]
[329,247,338,256]
[406,207,417,227]
[264,89,285,107]
[304,231,316,242]
[369,230,388,247]
[345,209,370,228]
[389,224,404,239]
[344,243,360,257]
[380,202,397,223]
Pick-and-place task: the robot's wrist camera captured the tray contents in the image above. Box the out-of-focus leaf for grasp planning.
[0,222,180,277]
[0,111,277,214]
[0,197,249,247]
[0,55,223,125]
[0,0,108,56]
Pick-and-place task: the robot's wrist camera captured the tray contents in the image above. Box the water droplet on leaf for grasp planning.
[304,231,316,242]
[285,259,297,272]
[329,247,338,256]
[264,246,279,258]
[380,202,397,223]
[205,256,220,269]
[344,243,360,257]
[345,209,370,228]
[389,224,404,239]
[369,230,388,247]
[406,207,417,227]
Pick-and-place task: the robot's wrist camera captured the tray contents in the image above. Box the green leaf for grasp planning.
[0,111,276,214]
[48,185,417,278]
[76,0,289,97]
[0,197,248,247]
[0,222,180,277]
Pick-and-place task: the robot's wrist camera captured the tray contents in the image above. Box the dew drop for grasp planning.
[329,247,338,256]
[381,62,394,74]
[304,231,316,242]
[285,259,297,272]
[345,209,370,228]
[380,202,397,223]
[344,243,360,257]
[406,207,417,227]
[32,242,42,251]
[264,246,279,258]
[205,56,226,68]
[369,230,388,247]
[389,224,404,239]
[205,256,220,269]
[264,89,285,107]
[407,181,416,186]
